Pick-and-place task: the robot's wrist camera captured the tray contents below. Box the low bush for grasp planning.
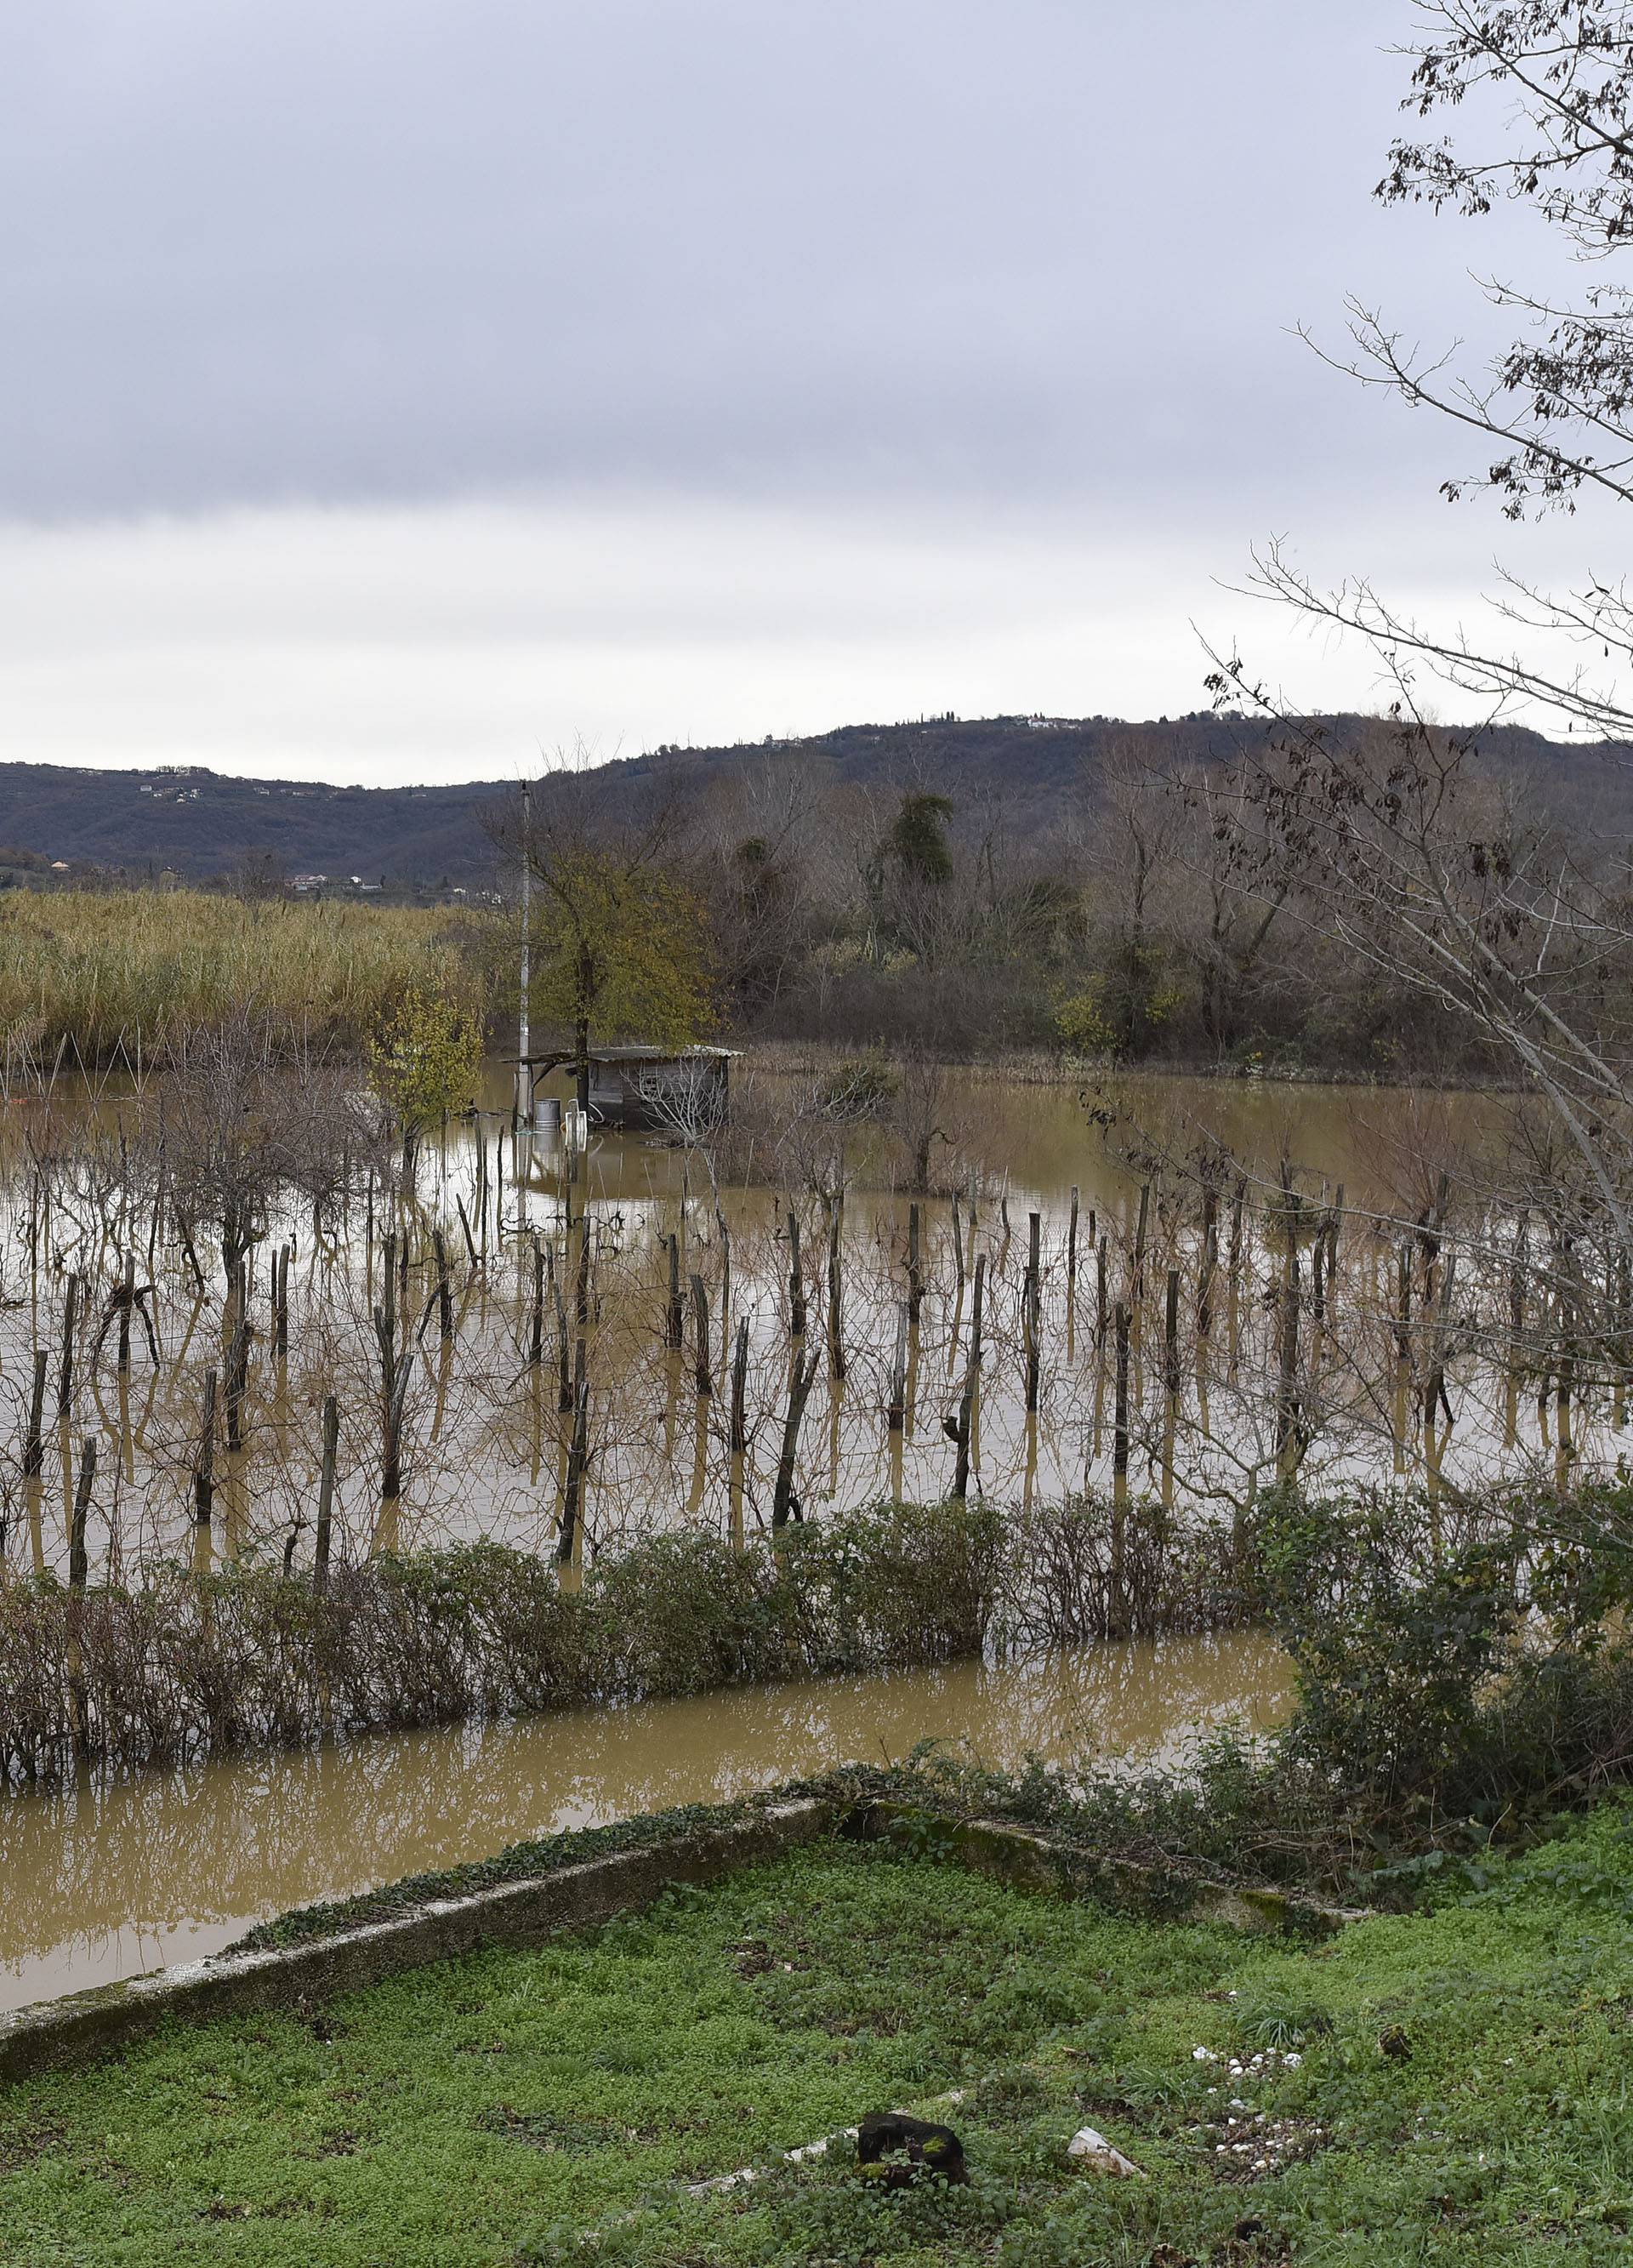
[866,1477,1633,1902]
[0,1491,1246,1786]
[16,1470,1630,1887]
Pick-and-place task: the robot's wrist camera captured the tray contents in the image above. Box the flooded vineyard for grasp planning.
[0,1053,1612,1588]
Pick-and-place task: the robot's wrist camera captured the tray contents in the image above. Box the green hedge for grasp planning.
[0,1491,1246,1784]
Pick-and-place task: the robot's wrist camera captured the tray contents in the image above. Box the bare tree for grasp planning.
[143,1014,364,1292]
[686,755,826,1019]
[1169,764,1291,1061]
[1243,4,1633,741]
[1215,2,1633,1230]
[1084,743,1188,1056]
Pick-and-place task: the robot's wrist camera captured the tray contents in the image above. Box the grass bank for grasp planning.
[5,1812,1633,2265]
[0,890,483,1063]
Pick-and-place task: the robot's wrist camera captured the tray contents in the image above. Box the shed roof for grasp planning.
[514,1043,738,1067]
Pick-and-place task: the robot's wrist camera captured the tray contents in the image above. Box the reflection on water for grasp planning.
[0,1058,1563,1584]
[0,1629,1289,2011]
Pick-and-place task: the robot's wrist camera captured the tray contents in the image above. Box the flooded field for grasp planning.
[0,1627,1291,2011]
[0,1055,1586,1586]
[0,1051,1590,2009]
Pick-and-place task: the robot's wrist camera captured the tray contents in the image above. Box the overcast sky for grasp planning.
[0,0,1613,784]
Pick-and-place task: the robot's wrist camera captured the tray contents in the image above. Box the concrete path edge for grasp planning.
[0,1794,1364,2086]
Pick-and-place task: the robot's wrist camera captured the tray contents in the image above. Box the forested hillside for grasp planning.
[0,711,1610,886]
[0,764,503,884]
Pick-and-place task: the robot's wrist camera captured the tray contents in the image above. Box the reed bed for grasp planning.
[0,891,487,1067]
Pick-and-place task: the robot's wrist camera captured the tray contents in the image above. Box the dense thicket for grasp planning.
[651,718,1631,1073]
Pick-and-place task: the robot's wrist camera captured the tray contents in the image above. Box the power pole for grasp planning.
[516,778,532,1122]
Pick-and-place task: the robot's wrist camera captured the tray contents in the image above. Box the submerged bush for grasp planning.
[0,1491,1241,1786]
[17,1471,1628,1872]
[870,1478,1633,1902]
[1252,1481,1633,1832]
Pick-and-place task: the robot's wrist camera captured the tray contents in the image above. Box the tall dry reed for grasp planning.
[0,892,489,1064]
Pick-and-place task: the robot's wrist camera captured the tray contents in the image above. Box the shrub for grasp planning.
[0,1493,1236,1786]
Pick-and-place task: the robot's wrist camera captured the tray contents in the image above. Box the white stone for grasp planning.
[1067,2127,1145,2179]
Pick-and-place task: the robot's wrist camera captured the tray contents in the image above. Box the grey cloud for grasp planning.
[0,0,1543,521]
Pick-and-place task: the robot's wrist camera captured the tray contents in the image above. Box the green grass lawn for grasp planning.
[5,1806,1633,2265]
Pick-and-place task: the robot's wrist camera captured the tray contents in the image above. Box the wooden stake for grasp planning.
[315,1393,338,1589]
[56,1274,79,1420]
[787,1211,807,1338]
[557,1343,589,1569]
[729,1317,749,1456]
[773,1348,819,1529]
[1024,1211,1042,1414]
[954,1250,987,1501]
[1276,1235,1301,1479]
[728,1317,749,1551]
[117,1251,134,1372]
[226,1263,249,1453]
[454,1194,479,1269]
[554,1259,572,1413]
[22,1348,46,1479]
[433,1228,453,1343]
[888,1300,908,1434]
[691,1272,713,1397]
[1198,1183,1218,1336]
[69,1436,94,1595]
[529,1234,544,1369]
[1112,1301,1130,1507]
[827,1193,845,1382]
[195,1369,218,1529]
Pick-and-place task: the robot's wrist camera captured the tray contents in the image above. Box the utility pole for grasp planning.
[516,778,532,1122]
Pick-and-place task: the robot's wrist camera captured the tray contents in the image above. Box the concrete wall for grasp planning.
[0,1795,1361,2087]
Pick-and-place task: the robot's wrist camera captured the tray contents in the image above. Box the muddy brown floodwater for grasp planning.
[0,1630,1289,2012]
[0,1057,1545,1581]
[0,1058,1551,2009]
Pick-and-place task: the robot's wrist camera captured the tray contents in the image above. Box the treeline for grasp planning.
[14,713,1623,1082]
[646,719,1621,1074]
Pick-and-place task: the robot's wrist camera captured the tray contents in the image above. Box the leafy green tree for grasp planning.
[861,792,959,968]
[528,848,714,1111]
[887,793,955,887]
[369,981,483,1172]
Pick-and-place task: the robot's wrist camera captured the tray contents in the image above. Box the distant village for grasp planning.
[0,765,494,904]
[0,840,492,907]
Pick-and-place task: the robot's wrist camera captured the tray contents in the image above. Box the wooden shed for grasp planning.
[517,1045,736,1132]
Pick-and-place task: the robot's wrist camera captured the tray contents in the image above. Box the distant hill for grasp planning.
[0,764,508,884]
[0,714,1623,884]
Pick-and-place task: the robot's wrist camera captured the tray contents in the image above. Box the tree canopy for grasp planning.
[528,847,714,1053]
